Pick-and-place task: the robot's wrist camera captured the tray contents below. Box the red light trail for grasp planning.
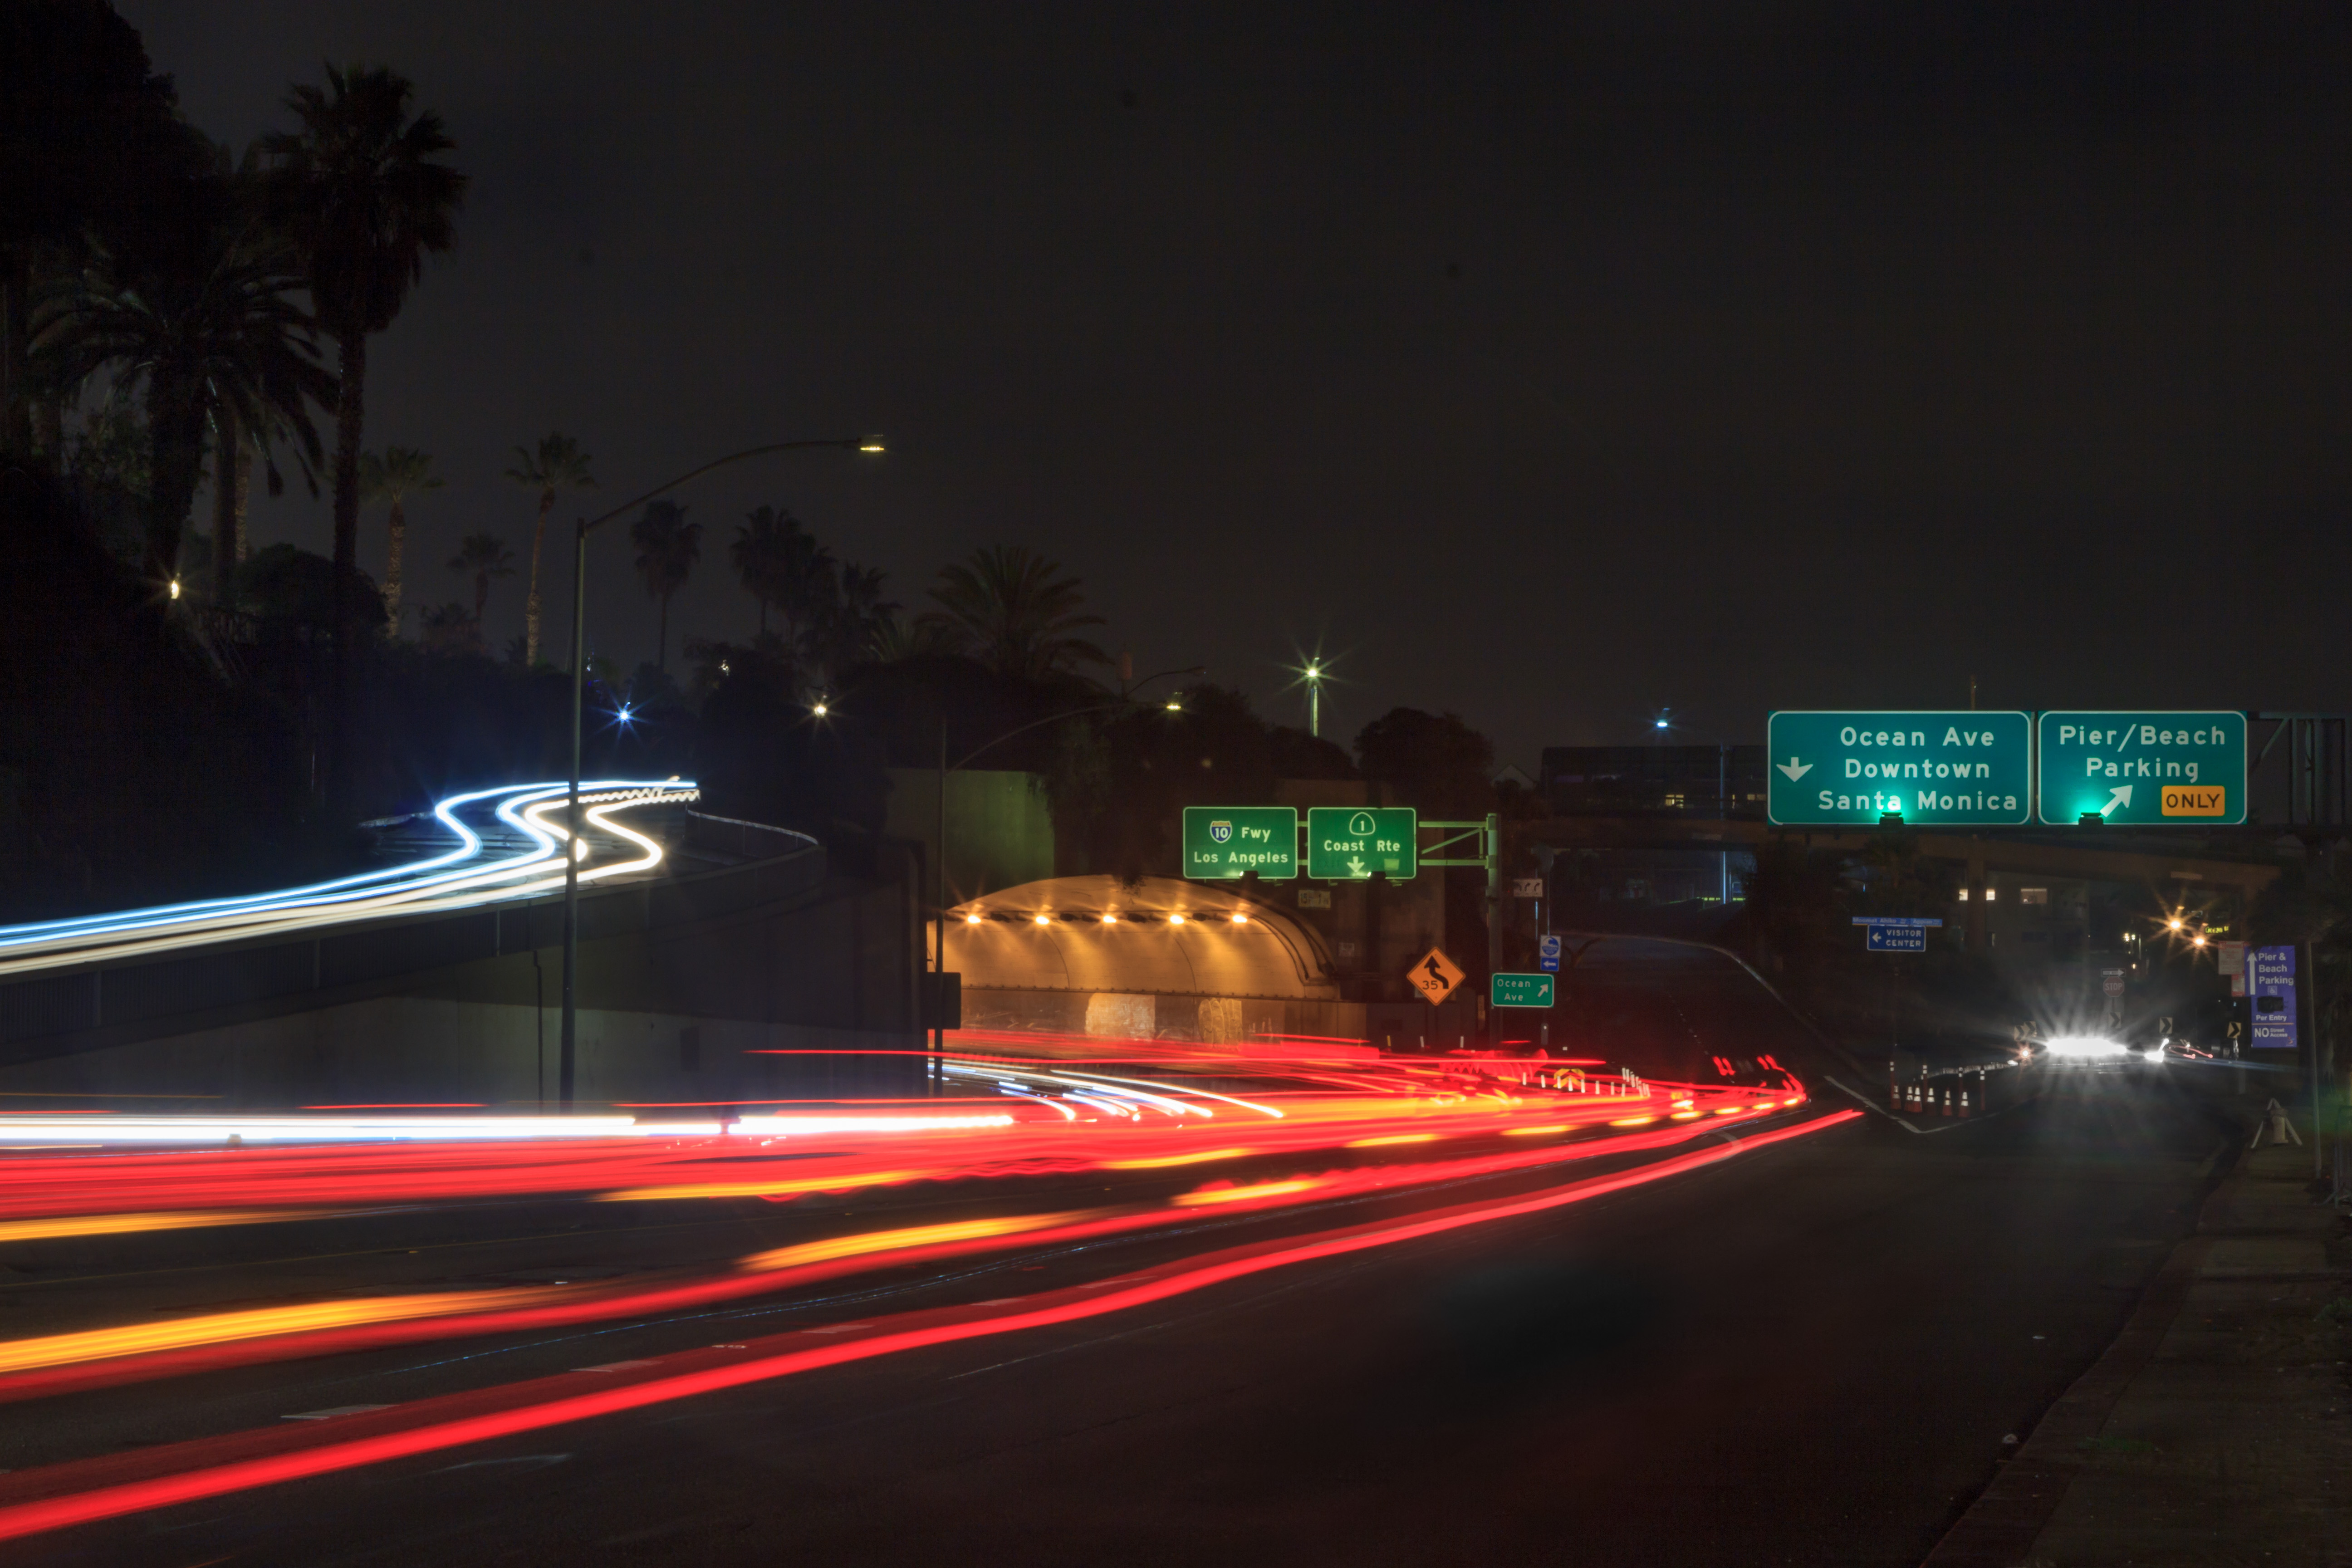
[0,1111,1857,1544]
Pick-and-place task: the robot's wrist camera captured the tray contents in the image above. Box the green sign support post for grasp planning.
[1180,806,1298,879]
[1767,710,2031,827]
[1304,807,1417,879]
[2036,711,2247,825]
[1490,972,1554,1008]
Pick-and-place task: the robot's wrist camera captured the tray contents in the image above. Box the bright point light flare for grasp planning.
[2043,1034,2129,1058]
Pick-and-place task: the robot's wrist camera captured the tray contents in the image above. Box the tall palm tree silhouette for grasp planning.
[630,500,701,672]
[447,530,514,628]
[506,432,593,665]
[358,445,439,627]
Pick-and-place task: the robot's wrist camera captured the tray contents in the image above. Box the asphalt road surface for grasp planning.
[6,1056,2235,1568]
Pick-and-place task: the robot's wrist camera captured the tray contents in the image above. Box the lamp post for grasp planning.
[925,667,1204,1081]
[559,435,882,1109]
[1304,660,1323,738]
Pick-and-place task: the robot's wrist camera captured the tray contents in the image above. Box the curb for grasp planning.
[1919,1139,2247,1566]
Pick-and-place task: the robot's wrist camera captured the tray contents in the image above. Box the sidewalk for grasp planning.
[1928,1126,2351,1568]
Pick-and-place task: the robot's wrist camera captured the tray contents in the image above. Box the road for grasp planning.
[0,780,699,978]
[0,1055,2232,1566]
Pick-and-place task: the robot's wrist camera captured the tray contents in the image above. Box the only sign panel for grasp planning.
[1768,711,2031,826]
[1180,806,1298,880]
[1304,807,1417,880]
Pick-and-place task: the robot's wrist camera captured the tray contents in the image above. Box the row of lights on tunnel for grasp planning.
[964,910,1250,926]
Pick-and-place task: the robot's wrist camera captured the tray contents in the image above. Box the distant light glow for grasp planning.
[812,702,828,717]
[1033,913,1052,926]
[859,439,886,452]
[1168,914,1186,925]
[965,913,983,924]
[1099,913,1117,924]
[2043,1034,2128,1058]
[167,578,181,599]
[1229,913,1248,924]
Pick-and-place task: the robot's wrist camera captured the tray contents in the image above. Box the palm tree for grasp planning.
[448,531,514,628]
[261,63,466,775]
[358,445,440,628]
[32,170,332,585]
[922,545,1110,681]
[728,504,834,640]
[629,499,701,672]
[505,432,593,665]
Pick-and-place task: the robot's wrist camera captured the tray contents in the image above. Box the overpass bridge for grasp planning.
[0,787,928,1109]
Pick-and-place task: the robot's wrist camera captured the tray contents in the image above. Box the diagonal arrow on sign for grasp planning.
[1776,756,1812,781]
[2101,785,2133,816]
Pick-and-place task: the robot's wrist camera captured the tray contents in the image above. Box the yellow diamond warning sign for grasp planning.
[1407,946,1465,1005]
[2161,785,2228,817]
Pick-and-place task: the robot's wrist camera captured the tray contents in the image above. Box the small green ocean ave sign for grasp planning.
[1490,972,1555,1008]
[1304,807,1417,880]
[1767,710,2031,827]
[1181,806,1298,879]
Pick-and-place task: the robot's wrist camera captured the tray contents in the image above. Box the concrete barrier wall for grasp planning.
[0,830,930,1106]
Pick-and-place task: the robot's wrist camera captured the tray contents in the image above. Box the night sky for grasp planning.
[123,2,2352,771]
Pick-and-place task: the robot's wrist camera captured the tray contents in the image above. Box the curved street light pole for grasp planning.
[560,436,881,1110]
[926,667,1205,1086]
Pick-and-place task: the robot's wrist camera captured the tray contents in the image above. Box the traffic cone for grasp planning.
[2250,1098,2304,1148]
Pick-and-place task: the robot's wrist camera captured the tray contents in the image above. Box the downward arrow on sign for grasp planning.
[1776,757,1813,782]
[2102,785,2133,816]
[1346,856,1366,875]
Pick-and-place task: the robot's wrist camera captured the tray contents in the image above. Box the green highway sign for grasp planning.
[1181,806,1298,879]
[1490,972,1555,1008]
[1304,807,1417,880]
[1768,711,2031,826]
[2036,711,2246,825]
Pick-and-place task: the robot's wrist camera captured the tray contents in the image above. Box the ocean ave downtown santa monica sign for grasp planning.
[1305,807,1417,880]
[1768,711,2031,827]
[2036,712,2247,825]
[1181,806,1297,879]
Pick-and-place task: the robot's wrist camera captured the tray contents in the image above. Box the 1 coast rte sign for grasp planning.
[2035,712,2247,826]
[1768,711,2032,827]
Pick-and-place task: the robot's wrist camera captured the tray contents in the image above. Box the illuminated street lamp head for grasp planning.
[614,702,635,725]
[167,578,181,600]
[2166,916,2183,931]
[858,436,886,453]
[812,701,828,717]
[1164,699,1182,712]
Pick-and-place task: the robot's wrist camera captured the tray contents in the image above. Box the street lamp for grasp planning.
[558,435,882,1109]
[1304,660,1323,738]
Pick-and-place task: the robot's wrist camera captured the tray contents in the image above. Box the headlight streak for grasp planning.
[0,1111,1862,1544]
[0,1052,1809,1409]
[0,1102,1828,1406]
[0,781,698,978]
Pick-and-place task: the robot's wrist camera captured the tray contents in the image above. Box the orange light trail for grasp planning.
[0,1111,1859,1544]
